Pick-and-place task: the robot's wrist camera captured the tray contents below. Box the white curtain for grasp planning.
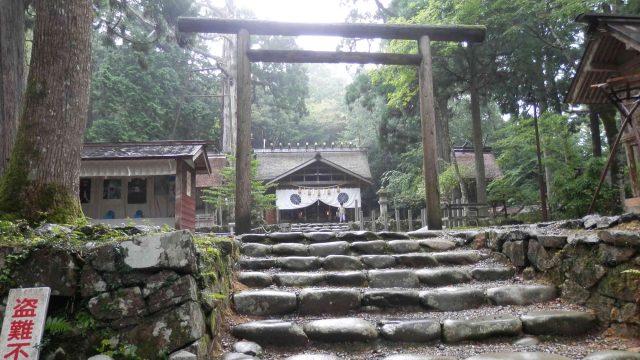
[276,188,361,210]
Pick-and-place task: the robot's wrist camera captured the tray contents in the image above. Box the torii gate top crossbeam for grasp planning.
[178,18,486,43]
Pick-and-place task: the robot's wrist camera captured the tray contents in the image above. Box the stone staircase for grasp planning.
[289,222,352,233]
[221,230,639,360]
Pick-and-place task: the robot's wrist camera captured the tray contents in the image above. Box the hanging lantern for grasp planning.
[297,188,301,195]
[337,186,341,193]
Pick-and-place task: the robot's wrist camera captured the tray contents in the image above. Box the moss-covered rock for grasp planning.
[597,263,640,302]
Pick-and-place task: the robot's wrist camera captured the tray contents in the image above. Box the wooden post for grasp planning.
[235,29,252,234]
[408,209,413,231]
[421,208,426,228]
[371,209,376,231]
[359,210,364,230]
[395,208,400,232]
[418,36,443,230]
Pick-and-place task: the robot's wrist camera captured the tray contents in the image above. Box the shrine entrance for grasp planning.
[178,17,486,233]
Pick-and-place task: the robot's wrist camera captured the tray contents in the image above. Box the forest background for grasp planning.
[25,0,640,221]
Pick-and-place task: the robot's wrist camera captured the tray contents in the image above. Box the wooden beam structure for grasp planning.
[178,18,486,43]
[418,36,443,229]
[178,18,487,232]
[235,29,252,234]
[247,49,422,65]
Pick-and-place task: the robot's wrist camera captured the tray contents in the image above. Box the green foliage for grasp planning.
[45,317,74,336]
[380,146,425,207]
[552,157,620,218]
[97,339,143,360]
[201,155,275,223]
[87,37,221,143]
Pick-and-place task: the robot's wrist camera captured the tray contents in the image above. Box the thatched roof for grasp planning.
[255,147,372,184]
[453,147,502,180]
[567,13,640,104]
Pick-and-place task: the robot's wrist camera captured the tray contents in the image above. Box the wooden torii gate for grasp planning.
[178,18,486,234]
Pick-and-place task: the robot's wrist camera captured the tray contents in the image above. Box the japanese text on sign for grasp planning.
[0,288,50,360]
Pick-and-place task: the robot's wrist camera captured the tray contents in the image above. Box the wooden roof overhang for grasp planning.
[567,13,640,104]
[82,141,211,175]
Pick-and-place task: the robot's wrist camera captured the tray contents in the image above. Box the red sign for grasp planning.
[0,288,50,360]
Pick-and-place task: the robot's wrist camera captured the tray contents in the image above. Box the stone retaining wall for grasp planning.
[475,214,640,338]
[0,227,236,359]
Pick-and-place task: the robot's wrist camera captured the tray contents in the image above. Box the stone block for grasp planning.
[360,255,396,269]
[120,231,197,273]
[272,243,309,256]
[415,268,471,286]
[304,232,337,242]
[147,275,198,313]
[442,316,521,342]
[362,290,419,307]
[598,244,636,266]
[350,240,387,254]
[80,266,108,298]
[521,310,596,335]
[278,257,321,271]
[471,267,515,281]
[420,239,457,251]
[237,272,273,288]
[322,255,364,270]
[231,320,308,346]
[486,285,557,305]
[502,240,528,267]
[13,247,79,297]
[298,288,361,315]
[325,271,368,286]
[598,230,640,247]
[379,320,440,342]
[537,235,567,248]
[309,242,350,256]
[420,287,486,311]
[123,301,206,358]
[233,290,297,316]
[527,240,556,271]
[274,273,325,287]
[394,253,438,267]
[88,286,147,321]
[241,243,271,257]
[368,269,419,288]
[387,240,420,253]
[303,318,377,342]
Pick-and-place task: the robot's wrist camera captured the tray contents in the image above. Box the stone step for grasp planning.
[223,351,640,360]
[223,349,640,360]
[237,266,516,288]
[241,239,464,257]
[237,230,465,245]
[232,284,558,316]
[238,250,490,271]
[230,311,596,345]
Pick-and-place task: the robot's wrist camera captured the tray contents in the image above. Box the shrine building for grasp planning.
[254,145,373,224]
[80,141,210,230]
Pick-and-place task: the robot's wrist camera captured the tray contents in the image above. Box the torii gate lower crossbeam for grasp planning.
[177,18,486,234]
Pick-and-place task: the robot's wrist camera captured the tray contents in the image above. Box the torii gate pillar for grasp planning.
[418,36,442,229]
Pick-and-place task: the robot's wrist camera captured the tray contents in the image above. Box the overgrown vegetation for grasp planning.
[201,155,276,224]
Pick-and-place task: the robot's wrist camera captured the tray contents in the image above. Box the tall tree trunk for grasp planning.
[222,0,237,154]
[0,0,25,177]
[435,93,451,172]
[588,105,602,157]
[0,0,91,223]
[468,46,487,210]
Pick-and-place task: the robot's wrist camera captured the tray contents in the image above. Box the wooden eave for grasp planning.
[567,14,640,104]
